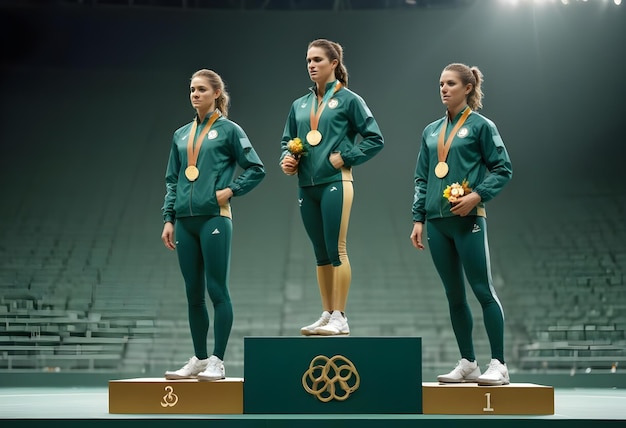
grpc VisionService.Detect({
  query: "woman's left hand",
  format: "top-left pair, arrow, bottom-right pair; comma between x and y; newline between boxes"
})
216,187 -> 234,206
329,152 -> 344,169
450,192 -> 481,217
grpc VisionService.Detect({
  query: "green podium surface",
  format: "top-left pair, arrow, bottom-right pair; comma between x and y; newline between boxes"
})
243,336 -> 422,414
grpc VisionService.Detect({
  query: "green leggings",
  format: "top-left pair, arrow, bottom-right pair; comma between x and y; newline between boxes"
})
299,180 -> 353,267
175,215 -> 233,361
427,216 -> 505,363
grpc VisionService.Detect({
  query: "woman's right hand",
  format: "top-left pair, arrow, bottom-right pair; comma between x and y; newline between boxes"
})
161,222 -> 176,250
410,222 -> 425,250
281,154 -> 299,176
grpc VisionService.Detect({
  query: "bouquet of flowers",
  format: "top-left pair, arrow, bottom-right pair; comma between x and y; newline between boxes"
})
286,137 -> 308,160
443,179 -> 472,204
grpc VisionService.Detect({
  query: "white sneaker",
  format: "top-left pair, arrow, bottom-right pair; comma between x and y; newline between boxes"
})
164,356 -> 209,380
300,311 -> 331,336
477,359 -> 510,386
437,358 -> 481,383
197,355 -> 225,381
315,310 -> 350,336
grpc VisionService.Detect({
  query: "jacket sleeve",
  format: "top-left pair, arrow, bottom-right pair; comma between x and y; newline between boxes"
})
228,126 -> 266,196
412,131 -> 429,223
473,121 -> 513,202
340,94 -> 384,167
161,136 -> 180,224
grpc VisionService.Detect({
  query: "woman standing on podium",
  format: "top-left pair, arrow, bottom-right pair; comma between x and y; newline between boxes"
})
410,63 -> 513,385
161,69 -> 265,381
280,39 -> 384,336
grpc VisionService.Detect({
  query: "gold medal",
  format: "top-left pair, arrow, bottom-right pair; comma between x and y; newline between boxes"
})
306,130 -> 322,146
185,165 -> 199,181
435,161 -> 449,178
186,110 -> 220,183
308,81 -> 342,147
436,107 -> 472,179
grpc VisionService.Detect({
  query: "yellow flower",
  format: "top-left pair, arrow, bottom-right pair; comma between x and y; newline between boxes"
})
287,137 -> 306,158
443,179 -> 472,203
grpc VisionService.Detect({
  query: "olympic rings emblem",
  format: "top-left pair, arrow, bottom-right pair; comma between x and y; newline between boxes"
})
301,355 -> 360,402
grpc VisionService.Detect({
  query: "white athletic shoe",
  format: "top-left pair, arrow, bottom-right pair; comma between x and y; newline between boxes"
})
437,358 -> 481,383
315,310 -> 350,336
197,355 -> 225,381
300,311 -> 331,336
164,356 -> 209,380
477,359 -> 510,386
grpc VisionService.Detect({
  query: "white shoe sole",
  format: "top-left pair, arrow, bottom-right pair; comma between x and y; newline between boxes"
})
477,379 -> 510,386
316,329 -> 350,336
197,375 -> 225,382
164,373 -> 199,380
437,377 -> 479,383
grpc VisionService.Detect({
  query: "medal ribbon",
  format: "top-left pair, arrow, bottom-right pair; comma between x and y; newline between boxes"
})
309,81 -> 343,133
187,110 -> 221,169
437,106 -> 472,164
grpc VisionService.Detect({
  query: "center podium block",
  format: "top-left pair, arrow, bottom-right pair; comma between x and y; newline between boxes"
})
243,336 -> 422,414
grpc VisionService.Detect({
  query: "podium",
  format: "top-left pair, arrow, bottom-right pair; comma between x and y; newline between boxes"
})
108,377 -> 243,414
422,382 -> 554,415
243,336 -> 422,414
107,336 -> 554,416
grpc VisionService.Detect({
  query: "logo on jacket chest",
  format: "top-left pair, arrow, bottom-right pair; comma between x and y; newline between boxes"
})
300,99 -> 340,109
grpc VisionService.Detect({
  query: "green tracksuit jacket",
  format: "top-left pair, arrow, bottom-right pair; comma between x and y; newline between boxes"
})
280,81 -> 384,186
412,109 -> 512,222
162,113 -> 265,223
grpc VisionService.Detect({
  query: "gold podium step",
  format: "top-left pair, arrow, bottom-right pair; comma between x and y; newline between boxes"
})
108,377 -> 243,414
422,382 -> 554,415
